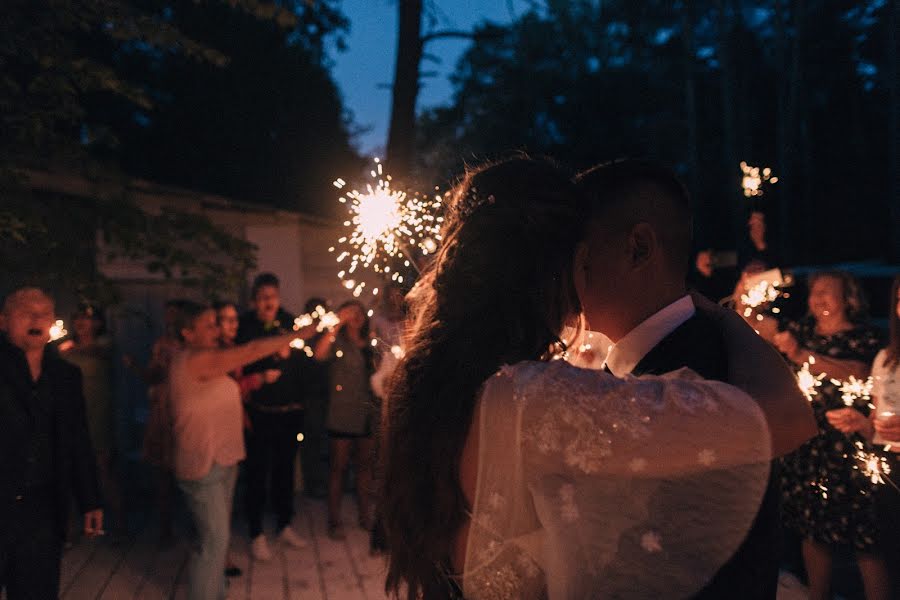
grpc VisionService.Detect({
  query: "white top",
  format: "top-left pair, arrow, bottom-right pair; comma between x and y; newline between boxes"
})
462,360 -> 771,599
872,349 -> 900,446
169,351 -> 245,481
603,295 -> 696,377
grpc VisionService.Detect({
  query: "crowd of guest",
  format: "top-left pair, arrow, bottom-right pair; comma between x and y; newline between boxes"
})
1,253 -> 898,599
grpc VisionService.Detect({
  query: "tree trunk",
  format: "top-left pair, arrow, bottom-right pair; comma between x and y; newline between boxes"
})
888,0 -> 900,262
715,0 -> 743,254
386,0 -> 423,178
680,0 -> 701,242
774,0 -> 794,264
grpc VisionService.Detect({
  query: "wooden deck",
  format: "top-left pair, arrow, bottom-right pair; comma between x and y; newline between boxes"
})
4,491 -> 815,600
55,496 -> 388,600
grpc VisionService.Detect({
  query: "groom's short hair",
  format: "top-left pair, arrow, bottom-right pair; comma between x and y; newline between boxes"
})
575,159 -> 693,279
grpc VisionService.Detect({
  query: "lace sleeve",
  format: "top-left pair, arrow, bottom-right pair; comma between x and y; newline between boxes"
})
519,361 -> 770,478
463,361 -> 771,600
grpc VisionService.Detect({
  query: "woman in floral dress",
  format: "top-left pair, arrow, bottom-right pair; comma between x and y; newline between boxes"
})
773,271 -> 889,600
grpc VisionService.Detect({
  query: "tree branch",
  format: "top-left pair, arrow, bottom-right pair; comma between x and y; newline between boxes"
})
421,29 -> 503,44
421,30 -> 477,43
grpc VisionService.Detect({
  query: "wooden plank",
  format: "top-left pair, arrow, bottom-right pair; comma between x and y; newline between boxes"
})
247,516 -> 287,600
133,538 -> 189,600
59,537 -> 102,596
97,526 -> 157,600
343,519 -> 388,600
284,499 -> 324,600
228,522 -> 251,600
62,536 -> 135,600
309,498 -> 365,600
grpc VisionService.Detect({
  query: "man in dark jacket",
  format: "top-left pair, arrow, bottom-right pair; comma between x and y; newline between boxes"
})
236,273 -> 307,560
0,287 -> 103,599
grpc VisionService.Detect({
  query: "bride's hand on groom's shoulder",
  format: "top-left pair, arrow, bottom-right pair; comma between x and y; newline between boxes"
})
689,291 -> 817,458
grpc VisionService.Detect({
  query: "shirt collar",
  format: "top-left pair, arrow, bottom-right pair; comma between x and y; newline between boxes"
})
603,295 -> 695,377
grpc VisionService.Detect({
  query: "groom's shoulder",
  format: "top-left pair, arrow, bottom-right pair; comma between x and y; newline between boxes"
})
636,312 -> 728,379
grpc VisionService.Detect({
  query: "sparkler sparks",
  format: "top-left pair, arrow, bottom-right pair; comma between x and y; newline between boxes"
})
741,279 -> 781,315
740,162 -> 779,197
294,305 -> 340,333
49,319 -> 67,342
830,375 -> 875,407
853,441 -> 893,486
797,357 -> 826,401
330,159 -> 444,297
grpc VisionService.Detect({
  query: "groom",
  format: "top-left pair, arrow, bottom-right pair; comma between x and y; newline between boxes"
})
573,159 -> 815,599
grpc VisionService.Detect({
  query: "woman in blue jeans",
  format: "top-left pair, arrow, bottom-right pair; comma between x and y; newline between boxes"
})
168,302 -> 314,599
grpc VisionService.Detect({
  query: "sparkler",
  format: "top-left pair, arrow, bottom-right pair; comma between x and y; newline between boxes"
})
48,319 -> 67,342
740,162 -> 779,197
294,306 -> 340,333
852,440 -> 896,489
797,357 -> 826,401
740,279 -> 781,317
830,375 -> 875,408
330,159 -> 445,298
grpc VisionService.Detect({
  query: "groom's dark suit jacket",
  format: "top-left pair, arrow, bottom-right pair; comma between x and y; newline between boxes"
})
630,312 -> 780,600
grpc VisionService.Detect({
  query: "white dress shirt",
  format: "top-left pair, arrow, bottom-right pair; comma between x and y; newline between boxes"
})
603,295 -> 696,377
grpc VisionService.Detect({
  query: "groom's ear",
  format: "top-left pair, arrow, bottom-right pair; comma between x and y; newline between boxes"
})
628,222 -> 655,267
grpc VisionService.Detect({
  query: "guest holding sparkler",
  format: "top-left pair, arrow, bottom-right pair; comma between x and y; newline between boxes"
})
773,271 -> 889,600
314,300 -> 377,540
237,273 -> 310,560
828,275 -> 900,596
60,304 -> 125,535
215,300 -> 288,579
169,302 -> 303,600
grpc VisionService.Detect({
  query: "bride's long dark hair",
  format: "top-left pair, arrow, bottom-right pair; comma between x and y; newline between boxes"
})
383,156 -> 584,598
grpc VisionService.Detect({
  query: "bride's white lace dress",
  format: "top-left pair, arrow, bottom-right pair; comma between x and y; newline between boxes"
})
461,360 -> 771,599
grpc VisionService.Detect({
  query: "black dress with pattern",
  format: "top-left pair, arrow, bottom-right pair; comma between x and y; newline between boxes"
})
779,318 -> 885,551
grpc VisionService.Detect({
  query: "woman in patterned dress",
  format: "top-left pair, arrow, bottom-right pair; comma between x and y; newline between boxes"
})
772,271 -> 890,600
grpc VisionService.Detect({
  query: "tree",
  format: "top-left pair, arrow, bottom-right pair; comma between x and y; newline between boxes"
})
414,0 -> 894,265
0,0 -> 347,300
385,0 -> 502,179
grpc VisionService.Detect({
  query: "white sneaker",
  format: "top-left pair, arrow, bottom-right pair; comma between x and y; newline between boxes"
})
278,525 -> 307,549
250,534 -> 273,561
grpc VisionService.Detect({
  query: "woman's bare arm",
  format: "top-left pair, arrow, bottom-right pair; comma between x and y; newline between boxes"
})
186,333 -> 296,380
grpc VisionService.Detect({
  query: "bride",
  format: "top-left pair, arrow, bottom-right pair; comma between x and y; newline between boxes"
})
382,157 -> 805,599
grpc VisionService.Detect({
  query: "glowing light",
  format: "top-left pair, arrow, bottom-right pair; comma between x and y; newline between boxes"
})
294,306 -> 340,333
830,375 -> 874,407
390,345 -> 405,359
741,279 -> 781,309
797,357 -> 826,401
740,161 -> 778,197
296,433 -> 305,442
853,441 -> 892,485
290,338 -> 305,349
48,320 -> 67,342
332,158 -> 445,296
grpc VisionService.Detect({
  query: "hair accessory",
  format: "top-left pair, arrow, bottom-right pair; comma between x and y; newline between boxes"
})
456,186 -> 496,219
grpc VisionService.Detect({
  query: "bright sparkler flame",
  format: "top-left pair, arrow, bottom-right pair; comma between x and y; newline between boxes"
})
741,279 -> 781,313
854,441 -> 892,485
294,305 -> 340,333
331,159 -> 444,297
830,375 -> 874,407
740,162 -> 779,197
48,320 -> 67,342
797,357 -> 826,401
